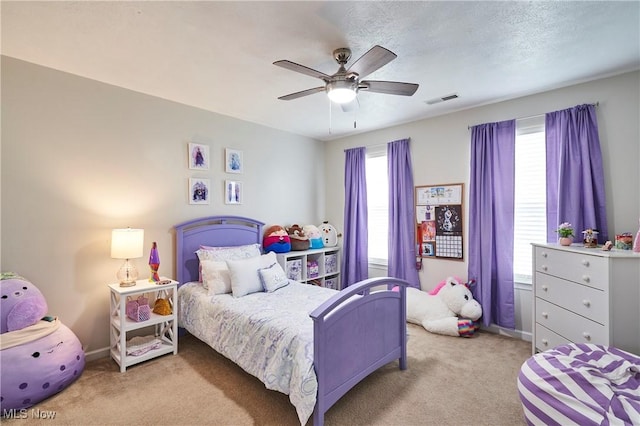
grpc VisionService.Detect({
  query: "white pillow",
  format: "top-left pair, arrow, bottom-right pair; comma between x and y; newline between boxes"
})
196,243 -> 261,262
227,256 -> 264,298
201,260 -> 231,295
259,262 -> 289,292
260,251 -> 277,268
195,243 -> 261,282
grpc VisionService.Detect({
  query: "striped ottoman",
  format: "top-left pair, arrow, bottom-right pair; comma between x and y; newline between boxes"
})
517,343 -> 640,425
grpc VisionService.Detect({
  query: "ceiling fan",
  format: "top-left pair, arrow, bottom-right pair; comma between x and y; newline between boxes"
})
273,45 -> 419,111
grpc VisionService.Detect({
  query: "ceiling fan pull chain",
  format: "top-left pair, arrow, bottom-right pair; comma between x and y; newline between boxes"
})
329,98 -> 332,134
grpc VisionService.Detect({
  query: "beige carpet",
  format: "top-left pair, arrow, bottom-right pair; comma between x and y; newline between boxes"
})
2,325 -> 531,425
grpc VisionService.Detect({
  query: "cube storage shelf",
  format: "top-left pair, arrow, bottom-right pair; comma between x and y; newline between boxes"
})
276,246 -> 341,290
108,278 -> 178,372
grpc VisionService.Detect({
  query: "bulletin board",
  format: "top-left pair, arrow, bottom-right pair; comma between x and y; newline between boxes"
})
415,183 -> 464,260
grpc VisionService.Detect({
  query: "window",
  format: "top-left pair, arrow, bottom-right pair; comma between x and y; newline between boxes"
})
366,148 -> 388,265
513,116 -> 547,284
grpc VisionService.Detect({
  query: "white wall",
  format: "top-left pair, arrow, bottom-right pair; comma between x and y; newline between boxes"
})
324,71 -> 640,337
1,56 -> 326,356
3,56 -> 638,353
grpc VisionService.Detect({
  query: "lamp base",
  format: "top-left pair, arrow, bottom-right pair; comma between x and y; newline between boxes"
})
116,259 -> 139,287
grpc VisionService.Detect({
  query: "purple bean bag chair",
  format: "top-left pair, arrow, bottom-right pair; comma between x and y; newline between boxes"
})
0,273 -> 85,412
517,343 -> 640,425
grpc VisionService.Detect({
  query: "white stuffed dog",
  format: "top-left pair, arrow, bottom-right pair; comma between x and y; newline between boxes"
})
406,277 -> 482,337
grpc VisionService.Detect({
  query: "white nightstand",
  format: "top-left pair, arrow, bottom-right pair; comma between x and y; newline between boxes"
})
108,278 -> 178,372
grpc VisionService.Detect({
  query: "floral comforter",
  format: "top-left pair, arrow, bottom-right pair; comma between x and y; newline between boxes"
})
178,281 -> 336,425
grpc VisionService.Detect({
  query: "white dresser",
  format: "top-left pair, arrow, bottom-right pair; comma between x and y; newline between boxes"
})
532,243 -> 640,355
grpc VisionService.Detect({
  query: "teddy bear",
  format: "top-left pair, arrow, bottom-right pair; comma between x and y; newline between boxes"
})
286,224 -> 310,251
0,272 -> 85,411
405,276 -> 482,337
262,225 -> 291,253
303,224 -> 324,249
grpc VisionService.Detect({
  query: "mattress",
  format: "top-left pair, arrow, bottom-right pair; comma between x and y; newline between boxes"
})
178,281 -> 336,425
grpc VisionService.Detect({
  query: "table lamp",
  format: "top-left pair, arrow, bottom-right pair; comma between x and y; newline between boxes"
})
111,228 -> 144,287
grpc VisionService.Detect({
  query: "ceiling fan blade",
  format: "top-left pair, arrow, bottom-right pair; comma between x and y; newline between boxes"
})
278,86 -> 325,101
340,97 -> 360,113
273,60 -> 330,81
360,80 -> 419,96
347,45 -> 397,79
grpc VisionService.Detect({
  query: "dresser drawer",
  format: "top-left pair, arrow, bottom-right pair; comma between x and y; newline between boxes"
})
535,323 -> 571,352
534,247 -> 608,290
535,298 -> 608,345
535,273 -> 607,324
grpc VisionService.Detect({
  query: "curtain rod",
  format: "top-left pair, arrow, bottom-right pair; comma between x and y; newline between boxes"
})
467,101 -> 599,130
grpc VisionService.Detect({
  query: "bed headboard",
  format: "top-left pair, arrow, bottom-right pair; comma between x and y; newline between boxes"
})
174,216 -> 264,285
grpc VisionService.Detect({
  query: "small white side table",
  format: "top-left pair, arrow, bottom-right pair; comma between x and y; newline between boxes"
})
108,278 -> 178,372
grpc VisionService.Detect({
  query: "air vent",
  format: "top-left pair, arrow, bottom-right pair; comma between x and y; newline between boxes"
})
425,93 -> 459,105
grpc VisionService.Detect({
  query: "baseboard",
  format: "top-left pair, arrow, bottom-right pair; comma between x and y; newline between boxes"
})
482,324 -> 532,342
84,346 -> 110,362
85,327 -> 529,362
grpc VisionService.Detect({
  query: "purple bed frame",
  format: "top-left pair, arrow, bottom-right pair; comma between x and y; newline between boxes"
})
174,216 -> 409,425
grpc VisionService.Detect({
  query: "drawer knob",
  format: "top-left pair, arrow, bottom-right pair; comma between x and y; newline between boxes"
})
542,265 -> 548,271
541,252 -> 548,258
582,299 -> 591,307
542,312 -> 548,319
542,285 -> 548,292
582,259 -> 590,267
582,275 -> 590,283
541,339 -> 549,346
583,332 -> 591,341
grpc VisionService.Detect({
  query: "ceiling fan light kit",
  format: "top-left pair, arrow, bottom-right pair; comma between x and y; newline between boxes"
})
274,45 -> 419,108
326,80 -> 358,104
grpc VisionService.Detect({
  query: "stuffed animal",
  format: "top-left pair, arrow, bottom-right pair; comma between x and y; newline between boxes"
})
286,224 -> 310,251
0,272 -> 85,411
303,224 -> 324,249
262,225 -> 291,253
318,221 -> 339,247
0,273 -> 48,334
405,276 -> 482,337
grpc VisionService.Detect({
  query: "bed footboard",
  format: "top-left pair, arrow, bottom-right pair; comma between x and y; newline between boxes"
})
310,277 -> 409,426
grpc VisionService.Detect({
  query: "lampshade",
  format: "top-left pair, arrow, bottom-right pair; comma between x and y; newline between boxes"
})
111,228 -> 144,259
111,228 -> 144,287
326,80 -> 357,104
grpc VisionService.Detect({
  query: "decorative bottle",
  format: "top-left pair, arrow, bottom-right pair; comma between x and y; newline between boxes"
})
634,219 -> 640,253
149,242 -> 160,282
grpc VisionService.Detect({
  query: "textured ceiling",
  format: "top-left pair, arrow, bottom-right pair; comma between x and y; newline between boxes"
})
2,1 -> 639,141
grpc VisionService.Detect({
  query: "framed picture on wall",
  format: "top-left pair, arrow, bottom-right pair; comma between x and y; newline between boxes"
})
189,178 -> 210,205
225,148 -> 243,174
224,180 -> 242,205
188,143 -> 210,170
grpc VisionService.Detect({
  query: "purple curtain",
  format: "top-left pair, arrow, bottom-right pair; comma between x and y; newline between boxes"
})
342,147 -> 369,288
545,104 -> 608,242
468,120 -> 516,329
387,139 -> 420,288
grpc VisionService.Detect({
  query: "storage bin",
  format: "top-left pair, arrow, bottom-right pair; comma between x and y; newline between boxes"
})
324,277 -> 339,290
324,254 -> 338,274
286,259 -> 303,281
